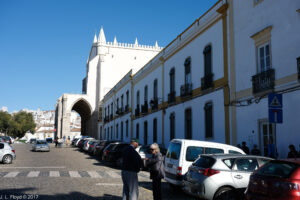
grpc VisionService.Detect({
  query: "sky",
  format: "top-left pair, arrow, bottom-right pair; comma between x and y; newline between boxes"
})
0,0 -> 218,113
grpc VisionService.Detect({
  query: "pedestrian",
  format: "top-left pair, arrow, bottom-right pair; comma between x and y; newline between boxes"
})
144,143 -> 165,200
251,144 -> 261,155
66,136 -> 70,146
55,136 -> 58,148
241,141 -> 250,154
121,138 -> 142,200
287,144 -> 299,158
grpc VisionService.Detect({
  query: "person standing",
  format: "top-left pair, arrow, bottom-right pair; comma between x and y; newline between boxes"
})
121,138 -> 142,200
241,141 -> 250,154
55,136 -> 58,148
251,144 -> 261,155
145,143 -> 165,200
287,144 -> 299,158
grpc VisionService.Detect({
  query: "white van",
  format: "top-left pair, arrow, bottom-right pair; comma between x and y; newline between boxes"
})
164,139 -> 245,186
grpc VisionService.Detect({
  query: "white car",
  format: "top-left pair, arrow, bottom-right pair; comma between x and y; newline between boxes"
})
164,139 -> 245,187
0,142 -> 16,164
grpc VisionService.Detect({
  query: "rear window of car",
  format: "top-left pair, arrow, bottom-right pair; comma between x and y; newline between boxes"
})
257,161 -> 299,178
115,144 -> 129,151
0,143 -> 4,149
223,158 -> 235,169
37,141 -> 47,144
205,147 -> 224,154
166,142 -> 181,160
186,146 -> 204,162
194,156 -> 216,168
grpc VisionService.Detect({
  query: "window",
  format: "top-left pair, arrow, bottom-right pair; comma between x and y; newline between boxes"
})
111,103 -> 113,116
136,123 -> 139,139
153,118 -> 157,143
117,98 -> 119,109
116,124 -> 119,139
105,108 -> 107,117
126,90 -> 129,106
153,79 -> 158,99
121,121 -> 124,140
137,91 -> 140,107
126,120 -> 128,137
144,121 -> 148,145
186,146 -> 204,161
0,143 -> 4,149
144,85 -> 148,102
108,105 -> 110,117
204,102 -> 213,139
110,126 -> 113,140
253,0 -> 263,6
205,147 -> 223,154
229,150 -> 243,154
121,94 -> 124,109
194,156 -> 216,168
184,57 -> 191,84
185,108 -> 192,139
104,128 -> 106,139
170,113 -> 175,140
203,45 -> 212,76
235,158 -> 259,172
170,68 -> 175,92
258,43 -> 271,73
166,142 -> 181,160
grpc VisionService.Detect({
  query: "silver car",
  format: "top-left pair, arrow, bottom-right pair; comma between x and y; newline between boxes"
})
0,142 -> 16,164
183,154 -> 273,200
32,140 -> 50,152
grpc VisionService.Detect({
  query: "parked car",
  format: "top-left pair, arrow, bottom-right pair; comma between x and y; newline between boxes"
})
45,138 -> 53,143
245,159 -> 300,200
0,136 -> 12,144
0,142 -> 16,164
71,138 -> 79,146
87,140 -> 101,155
102,142 -> 130,167
183,154 -> 272,200
32,140 -> 50,152
29,138 -> 37,144
94,140 -> 121,159
165,139 -> 245,187
81,138 -> 94,151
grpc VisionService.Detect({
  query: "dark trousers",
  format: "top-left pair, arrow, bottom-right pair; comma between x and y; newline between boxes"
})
152,178 -> 162,200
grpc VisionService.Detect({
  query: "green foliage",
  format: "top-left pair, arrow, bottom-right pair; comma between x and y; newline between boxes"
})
0,111 -> 36,138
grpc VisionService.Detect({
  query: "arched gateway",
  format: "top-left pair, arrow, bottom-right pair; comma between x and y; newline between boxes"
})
55,27 -> 161,140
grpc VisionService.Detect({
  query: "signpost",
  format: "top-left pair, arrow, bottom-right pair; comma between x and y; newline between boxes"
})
268,93 -> 283,123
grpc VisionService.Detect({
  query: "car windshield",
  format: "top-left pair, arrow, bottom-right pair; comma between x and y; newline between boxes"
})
256,161 -> 298,178
166,142 -> 181,160
37,141 -> 47,144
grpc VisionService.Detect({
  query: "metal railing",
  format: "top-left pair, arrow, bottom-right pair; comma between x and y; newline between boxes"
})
252,68 -> 275,94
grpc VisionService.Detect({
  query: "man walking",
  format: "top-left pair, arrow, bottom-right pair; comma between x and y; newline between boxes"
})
121,138 -> 142,200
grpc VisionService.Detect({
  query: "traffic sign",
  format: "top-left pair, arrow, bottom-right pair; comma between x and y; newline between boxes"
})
268,93 -> 282,108
269,109 -> 283,123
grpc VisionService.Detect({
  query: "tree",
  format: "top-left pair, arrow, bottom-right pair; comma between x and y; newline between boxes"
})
0,111 -> 11,134
10,111 -> 36,138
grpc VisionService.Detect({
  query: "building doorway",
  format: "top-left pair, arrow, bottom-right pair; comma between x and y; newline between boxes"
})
259,120 -> 276,157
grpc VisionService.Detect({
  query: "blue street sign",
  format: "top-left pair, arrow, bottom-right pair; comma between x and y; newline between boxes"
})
268,93 -> 282,109
269,109 -> 283,123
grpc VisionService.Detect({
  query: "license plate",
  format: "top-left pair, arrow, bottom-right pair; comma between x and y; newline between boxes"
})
167,163 -> 173,168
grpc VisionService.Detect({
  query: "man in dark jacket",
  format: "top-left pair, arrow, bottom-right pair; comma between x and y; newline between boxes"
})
121,138 -> 142,200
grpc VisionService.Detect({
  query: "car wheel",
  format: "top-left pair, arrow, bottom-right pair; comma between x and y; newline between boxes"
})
2,154 -> 12,164
214,187 -> 237,200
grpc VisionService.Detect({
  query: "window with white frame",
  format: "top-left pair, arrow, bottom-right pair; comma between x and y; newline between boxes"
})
257,43 -> 271,73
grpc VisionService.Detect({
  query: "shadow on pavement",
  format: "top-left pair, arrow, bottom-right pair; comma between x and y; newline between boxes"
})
0,188 -> 122,200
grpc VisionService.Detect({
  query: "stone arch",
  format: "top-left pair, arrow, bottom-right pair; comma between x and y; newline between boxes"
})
70,98 -> 92,136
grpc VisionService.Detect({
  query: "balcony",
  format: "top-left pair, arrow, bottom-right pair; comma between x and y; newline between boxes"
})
110,114 -> 113,120
104,116 -> 109,123
135,105 -> 140,117
180,83 -> 193,98
168,91 -> 176,104
252,68 -> 275,94
125,105 -> 129,112
141,101 -> 148,114
116,107 -> 124,116
150,98 -> 158,110
201,73 -> 214,90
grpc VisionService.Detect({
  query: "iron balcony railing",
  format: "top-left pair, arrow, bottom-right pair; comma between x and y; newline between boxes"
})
180,83 -> 193,97
201,73 -> 214,90
252,68 -> 275,94
141,101 -> 148,114
150,98 -> 158,110
168,91 -> 176,104
125,105 -> 129,112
